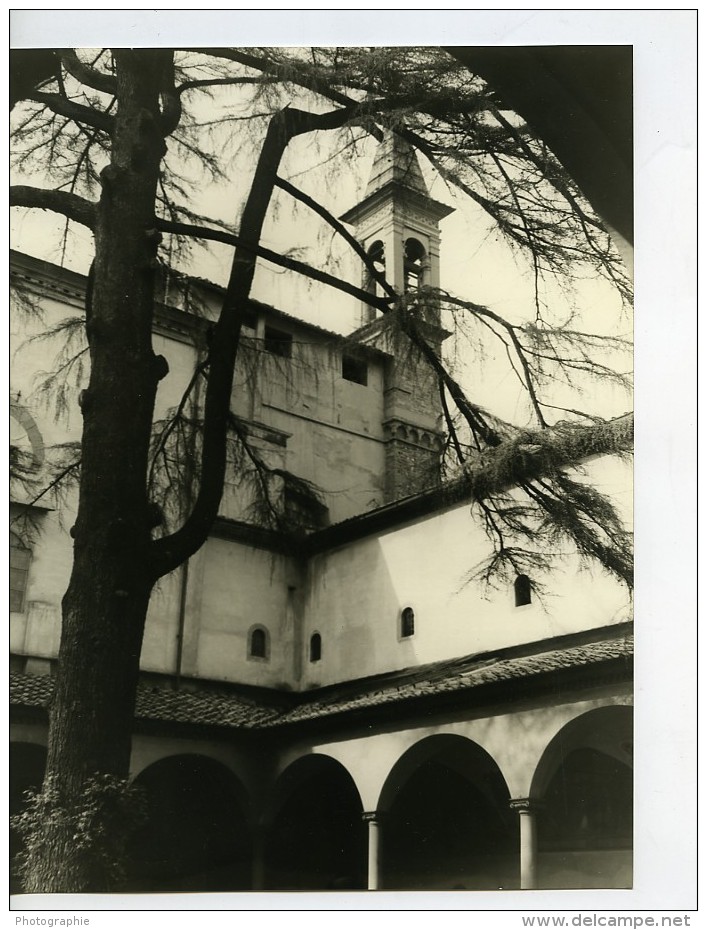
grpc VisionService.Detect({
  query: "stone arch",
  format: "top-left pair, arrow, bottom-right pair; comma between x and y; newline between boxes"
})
10,400 -> 45,467
125,753 -> 252,892
262,753 -> 366,890
377,734 -> 518,890
530,705 -> 633,799
530,705 -> 633,889
129,739 -> 258,804
10,741 -> 47,893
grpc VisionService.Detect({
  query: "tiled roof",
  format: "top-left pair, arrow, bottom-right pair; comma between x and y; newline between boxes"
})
9,674 -> 282,731
10,629 -> 632,733
261,632 -> 633,727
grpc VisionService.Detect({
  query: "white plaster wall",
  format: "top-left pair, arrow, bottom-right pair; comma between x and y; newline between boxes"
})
10,291 -> 84,449
10,505 -> 73,660
152,331 -> 202,415
139,569 -> 183,674
10,259 -> 633,698
271,689 -> 633,812
189,538 -> 301,688
302,455 -> 632,687
12,452 -> 631,693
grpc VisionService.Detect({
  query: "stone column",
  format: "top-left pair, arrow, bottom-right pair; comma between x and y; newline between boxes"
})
362,811 -> 384,890
510,798 -> 541,890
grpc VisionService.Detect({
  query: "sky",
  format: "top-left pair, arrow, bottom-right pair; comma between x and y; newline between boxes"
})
9,47 -> 633,430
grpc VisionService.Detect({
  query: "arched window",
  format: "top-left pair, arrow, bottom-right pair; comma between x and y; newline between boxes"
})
248,626 -> 269,660
404,238 -> 426,292
309,632 -> 322,663
514,574 -> 532,607
10,532 -> 31,613
400,606 -> 415,638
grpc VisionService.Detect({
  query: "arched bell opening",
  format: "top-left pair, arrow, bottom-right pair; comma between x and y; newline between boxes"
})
404,237 -> 427,292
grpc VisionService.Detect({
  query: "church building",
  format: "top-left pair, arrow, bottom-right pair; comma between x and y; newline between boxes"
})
10,136 -> 634,894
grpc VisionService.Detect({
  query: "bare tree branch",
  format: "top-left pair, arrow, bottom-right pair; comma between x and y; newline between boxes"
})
59,50 -> 117,96
156,216 -> 392,312
28,90 -> 114,134
10,185 -> 97,228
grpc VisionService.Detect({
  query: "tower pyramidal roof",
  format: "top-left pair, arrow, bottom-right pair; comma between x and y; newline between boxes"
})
365,132 -> 429,197
340,132 -> 454,226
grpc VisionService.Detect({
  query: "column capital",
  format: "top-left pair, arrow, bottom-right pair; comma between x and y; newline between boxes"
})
362,810 -> 385,824
509,797 -> 543,814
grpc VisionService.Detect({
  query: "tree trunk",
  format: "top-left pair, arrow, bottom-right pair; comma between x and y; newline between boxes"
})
23,51 -> 170,894
19,72 -> 349,894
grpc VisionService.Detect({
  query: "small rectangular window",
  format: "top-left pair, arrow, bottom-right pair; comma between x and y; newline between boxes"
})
264,326 -> 292,358
342,353 -> 368,386
284,486 -> 329,532
514,574 -> 532,607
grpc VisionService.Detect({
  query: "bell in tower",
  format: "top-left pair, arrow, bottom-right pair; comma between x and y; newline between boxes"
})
341,133 -> 455,502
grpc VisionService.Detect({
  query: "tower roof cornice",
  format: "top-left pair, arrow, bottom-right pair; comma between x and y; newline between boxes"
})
340,132 -> 455,227
340,182 -> 455,227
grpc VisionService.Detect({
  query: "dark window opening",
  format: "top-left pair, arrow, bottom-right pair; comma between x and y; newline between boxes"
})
400,606 -> 415,638
514,574 -> 532,607
241,307 -> 258,330
342,353 -> 368,386
264,326 -> 293,358
249,626 -> 269,659
10,532 -> 31,613
284,484 -> 329,532
404,238 -> 426,293
310,633 -> 322,663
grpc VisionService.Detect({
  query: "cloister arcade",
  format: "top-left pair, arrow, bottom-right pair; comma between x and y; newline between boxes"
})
10,700 -> 633,893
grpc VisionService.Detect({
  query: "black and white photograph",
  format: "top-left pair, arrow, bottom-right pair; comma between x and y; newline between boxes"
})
7,9 -> 695,920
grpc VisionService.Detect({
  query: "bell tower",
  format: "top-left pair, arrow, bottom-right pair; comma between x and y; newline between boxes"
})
341,132 -> 454,325
341,133 -> 455,502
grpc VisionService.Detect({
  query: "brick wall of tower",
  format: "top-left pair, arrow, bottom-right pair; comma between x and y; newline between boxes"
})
383,423 -> 444,501
381,339 -> 446,501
